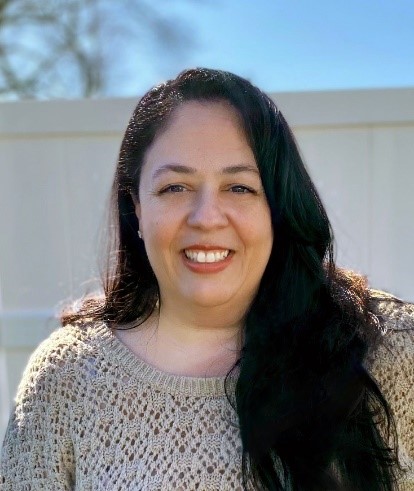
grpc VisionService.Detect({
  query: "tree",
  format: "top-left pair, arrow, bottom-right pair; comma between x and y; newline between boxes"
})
0,0 -> 198,99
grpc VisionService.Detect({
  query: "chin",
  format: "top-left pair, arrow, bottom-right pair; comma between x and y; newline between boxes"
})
182,285 -> 255,312
183,290 -> 236,309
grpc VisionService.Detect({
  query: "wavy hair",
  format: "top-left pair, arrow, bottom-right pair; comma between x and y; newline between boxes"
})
61,68 -> 402,490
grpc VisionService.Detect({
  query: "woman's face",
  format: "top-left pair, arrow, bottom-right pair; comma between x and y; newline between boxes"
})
135,101 -> 273,314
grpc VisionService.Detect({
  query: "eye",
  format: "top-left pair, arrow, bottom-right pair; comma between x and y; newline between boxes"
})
229,185 -> 255,194
159,184 -> 187,194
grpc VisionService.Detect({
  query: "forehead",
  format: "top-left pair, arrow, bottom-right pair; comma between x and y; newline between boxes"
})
142,101 -> 254,171
165,100 -> 243,132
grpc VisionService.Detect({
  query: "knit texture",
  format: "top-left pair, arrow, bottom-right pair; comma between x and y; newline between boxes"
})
1,292 -> 413,490
368,292 -> 414,490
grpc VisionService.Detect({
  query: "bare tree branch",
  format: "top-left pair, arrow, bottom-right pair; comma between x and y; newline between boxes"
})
0,0 -> 199,99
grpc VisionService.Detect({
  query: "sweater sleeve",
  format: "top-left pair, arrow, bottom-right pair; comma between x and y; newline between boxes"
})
369,295 -> 414,490
0,331 -> 76,490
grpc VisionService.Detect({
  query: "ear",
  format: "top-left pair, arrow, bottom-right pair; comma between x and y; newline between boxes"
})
131,193 -> 141,223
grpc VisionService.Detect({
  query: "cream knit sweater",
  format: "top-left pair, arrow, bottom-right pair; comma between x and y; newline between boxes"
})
1,293 -> 413,490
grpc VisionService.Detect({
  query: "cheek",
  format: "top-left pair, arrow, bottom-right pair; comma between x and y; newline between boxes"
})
238,207 -> 273,242
136,196 -> 164,233
143,217 -> 177,258
141,198 -> 189,241
249,216 -> 273,262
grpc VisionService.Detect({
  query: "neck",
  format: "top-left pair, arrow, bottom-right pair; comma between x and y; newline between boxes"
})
120,301 -> 244,377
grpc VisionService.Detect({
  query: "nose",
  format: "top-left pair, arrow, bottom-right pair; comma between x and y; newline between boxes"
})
187,188 -> 229,229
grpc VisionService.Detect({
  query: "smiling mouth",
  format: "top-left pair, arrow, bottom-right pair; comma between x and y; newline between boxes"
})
184,249 -> 231,263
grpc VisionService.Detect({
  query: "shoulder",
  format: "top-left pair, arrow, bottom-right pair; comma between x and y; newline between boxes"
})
368,290 -> 414,481
22,322 -> 102,371
368,289 -> 414,369
369,288 -> 414,333
367,289 -> 414,363
14,322 -> 107,403
367,289 -> 413,420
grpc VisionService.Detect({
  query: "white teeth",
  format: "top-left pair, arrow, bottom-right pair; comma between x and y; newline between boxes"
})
197,251 -> 206,263
206,252 -> 215,263
184,249 -> 230,263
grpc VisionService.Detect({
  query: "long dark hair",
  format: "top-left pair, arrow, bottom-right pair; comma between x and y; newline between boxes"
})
62,68 -> 402,490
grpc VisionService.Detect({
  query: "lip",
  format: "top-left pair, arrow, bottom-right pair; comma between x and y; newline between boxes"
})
181,249 -> 234,274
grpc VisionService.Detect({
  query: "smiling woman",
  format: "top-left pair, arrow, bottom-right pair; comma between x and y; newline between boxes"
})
1,68 -> 414,491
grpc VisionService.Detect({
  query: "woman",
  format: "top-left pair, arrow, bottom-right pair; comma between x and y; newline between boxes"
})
1,68 -> 413,490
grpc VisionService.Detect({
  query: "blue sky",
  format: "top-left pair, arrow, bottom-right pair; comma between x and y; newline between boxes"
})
124,0 -> 414,96
2,0 -> 414,99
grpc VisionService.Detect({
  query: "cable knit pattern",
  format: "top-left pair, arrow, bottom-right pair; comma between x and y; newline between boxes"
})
1,292 -> 413,490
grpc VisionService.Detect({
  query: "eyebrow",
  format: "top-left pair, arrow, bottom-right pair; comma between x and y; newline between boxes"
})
152,163 -> 260,180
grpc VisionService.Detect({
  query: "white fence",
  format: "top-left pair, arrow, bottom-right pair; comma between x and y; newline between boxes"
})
1,89 -> 414,440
